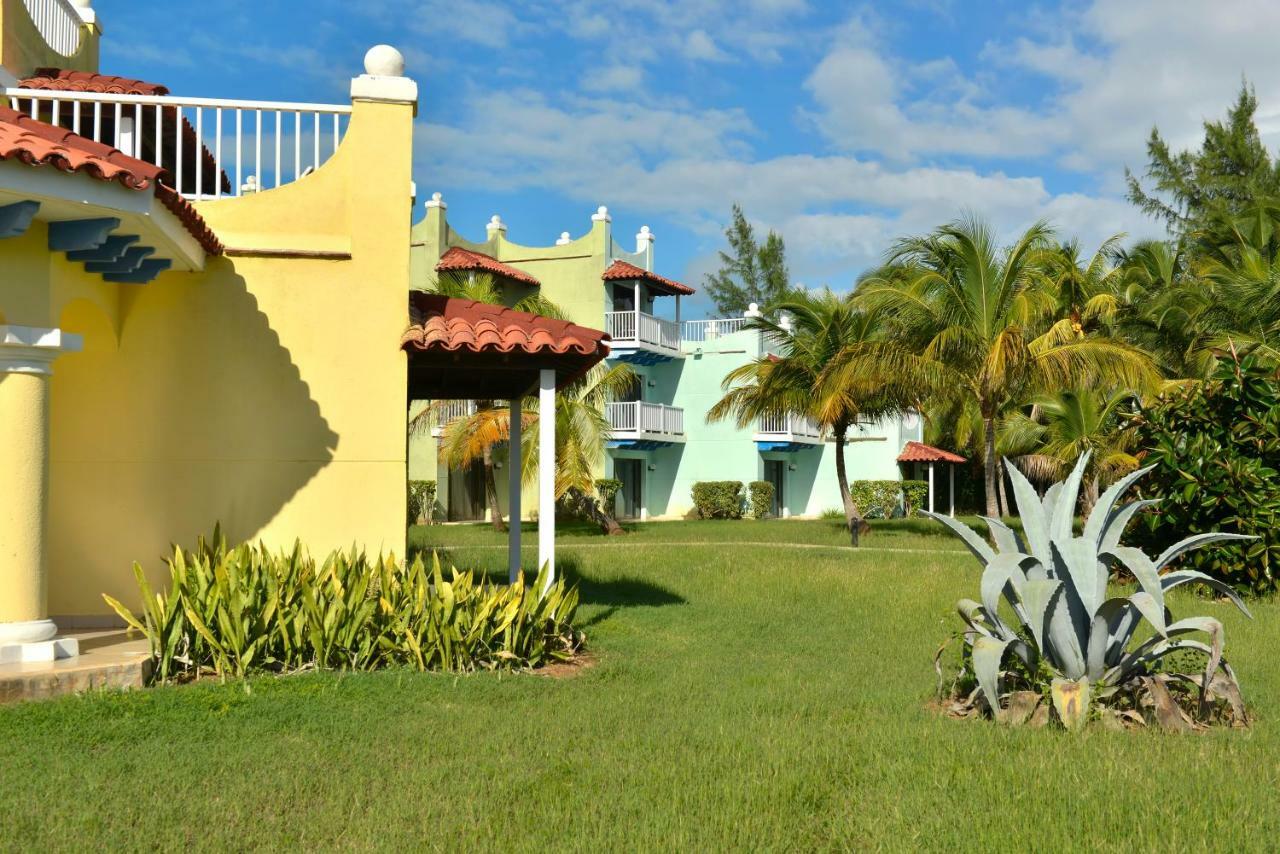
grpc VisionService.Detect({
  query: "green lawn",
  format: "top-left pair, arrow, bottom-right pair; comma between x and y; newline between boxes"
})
2,519 -> 1278,850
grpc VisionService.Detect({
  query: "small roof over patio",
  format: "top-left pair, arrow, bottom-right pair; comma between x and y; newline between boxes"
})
897,441 -> 966,517
401,292 -> 611,586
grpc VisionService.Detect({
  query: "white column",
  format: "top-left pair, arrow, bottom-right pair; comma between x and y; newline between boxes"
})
949,464 -> 956,518
538,369 -> 556,588
0,326 -> 82,662
928,461 -> 935,514
675,295 -> 681,328
508,398 -> 522,583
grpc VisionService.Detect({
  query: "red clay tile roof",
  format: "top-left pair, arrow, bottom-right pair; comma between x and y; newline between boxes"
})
0,105 -> 161,189
19,68 -> 170,96
436,246 -> 540,287
897,441 -> 966,464
602,259 -> 694,296
0,107 -> 222,255
403,293 -> 609,357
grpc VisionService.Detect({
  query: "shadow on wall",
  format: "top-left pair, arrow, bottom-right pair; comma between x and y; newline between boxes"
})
47,260 -> 339,617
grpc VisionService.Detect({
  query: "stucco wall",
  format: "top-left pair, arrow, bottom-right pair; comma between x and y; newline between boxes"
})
1,96 -> 413,618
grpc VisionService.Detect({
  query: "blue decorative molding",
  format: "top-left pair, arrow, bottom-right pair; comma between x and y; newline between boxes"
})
47,217 -> 120,252
608,349 -> 676,366
85,245 -> 155,274
755,441 -> 822,453
0,201 -> 40,238
67,234 -> 139,262
103,258 -> 172,284
607,439 -> 676,451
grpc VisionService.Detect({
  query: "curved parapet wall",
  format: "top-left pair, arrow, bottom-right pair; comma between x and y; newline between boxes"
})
1,0 -> 99,80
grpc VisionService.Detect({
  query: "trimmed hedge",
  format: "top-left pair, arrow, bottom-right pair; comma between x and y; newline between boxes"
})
849,480 -> 902,519
901,480 -> 928,517
692,481 -> 744,519
408,480 -> 436,525
749,480 -> 775,518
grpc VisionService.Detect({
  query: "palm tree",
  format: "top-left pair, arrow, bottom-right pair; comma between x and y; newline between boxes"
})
999,388 -> 1140,516
860,216 -> 1157,517
707,288 -> 930,545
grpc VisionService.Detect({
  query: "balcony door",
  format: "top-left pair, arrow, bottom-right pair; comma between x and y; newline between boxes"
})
612,284 -> 636,311
616,459 -> 643,520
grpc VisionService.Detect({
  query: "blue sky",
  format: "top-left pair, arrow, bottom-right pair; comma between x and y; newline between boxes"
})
98,1 -> 1280,318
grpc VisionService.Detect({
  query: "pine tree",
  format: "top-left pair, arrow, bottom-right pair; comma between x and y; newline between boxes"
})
702,204 -> 793,315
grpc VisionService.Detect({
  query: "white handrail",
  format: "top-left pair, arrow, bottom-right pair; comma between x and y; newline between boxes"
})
605,309 -> 680,351
22,0 -> 82,57
684,317 -> 747,341
757,413 -> 822,439
3,88 -> 352,200
607,401 -> 684,436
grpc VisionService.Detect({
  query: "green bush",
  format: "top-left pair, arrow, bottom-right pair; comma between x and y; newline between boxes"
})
901,480 -> 928,517
595,478 -> 622,508
1132,355 -> 1280,594
748,480 -> 775,518
408,480 -> 436,525
103,526 -> 582,683
850,480 -> 902,519
691,481 -> 744,519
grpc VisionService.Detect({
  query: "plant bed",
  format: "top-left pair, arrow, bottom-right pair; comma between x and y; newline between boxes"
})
926,453 -> 1253,732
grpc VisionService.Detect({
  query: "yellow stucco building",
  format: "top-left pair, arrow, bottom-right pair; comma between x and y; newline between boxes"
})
0,1 -> 416,654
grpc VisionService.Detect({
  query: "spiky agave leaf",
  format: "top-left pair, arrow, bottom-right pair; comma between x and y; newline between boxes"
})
921,511 -> 996,564
1082,464 -> 1156,548
1049,451 -> 1092,540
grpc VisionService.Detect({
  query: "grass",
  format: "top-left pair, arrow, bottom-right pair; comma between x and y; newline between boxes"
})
2,518 -> 1278,849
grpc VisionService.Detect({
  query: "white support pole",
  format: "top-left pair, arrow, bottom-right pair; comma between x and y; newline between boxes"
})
949,464 -> 955,518
538,369 -> 556,588
508,397 -> 522,583
928,461 -> 935,514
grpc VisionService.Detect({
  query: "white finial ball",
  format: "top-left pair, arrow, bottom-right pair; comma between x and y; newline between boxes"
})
364,44 -> 405,77
432,192 -> 442,202
749,302 -> 759,311
490,215 -> 502,225
561,231 -> 571,240
640,225 -> 651,235
597,206 -> 608,216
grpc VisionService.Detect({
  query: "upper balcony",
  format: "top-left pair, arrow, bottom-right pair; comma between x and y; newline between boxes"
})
3,80 -> 352,201
427,399 -> 477,437
606,400 -> 685,449
605,309 -> 681,359
754,412 -> 824,452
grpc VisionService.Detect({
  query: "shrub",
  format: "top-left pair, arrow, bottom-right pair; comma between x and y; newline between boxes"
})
691,481 -> 744,519
748,480 -> 775,518
819,507 -> 845,520
849,480 -> 902,519
1132,355 -> 1280,594
103,526 -> 582,683
930,453 -> 1252,730
595,478 -> 622,509
408,480 -> 436,525
901,480 -> 928,517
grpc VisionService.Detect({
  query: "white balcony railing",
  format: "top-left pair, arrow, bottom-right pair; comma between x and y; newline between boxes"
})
3,88 -> 352,200
23,0 -> 82,57
683,317 -> 747,341
755,413 -> 823,442
430,400 -> 478,437
605,310 -> 680,352
607,401 -> 684,439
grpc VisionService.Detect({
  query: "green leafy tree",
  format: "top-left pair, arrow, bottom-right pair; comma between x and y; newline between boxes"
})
860,216 -> 1158,517
703,204 -> 793,316
1126,81 -> 1280,247
707,289 -> 931,545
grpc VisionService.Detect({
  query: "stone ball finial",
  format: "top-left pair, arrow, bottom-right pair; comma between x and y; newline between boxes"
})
749,302 -> 759,312
597,206 -> 608,216
364,44 -> 405,77
432,192 -> 442,202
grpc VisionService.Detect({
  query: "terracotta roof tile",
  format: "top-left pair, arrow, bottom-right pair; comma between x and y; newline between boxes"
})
19,68 -> 170,96
0,105 -> 161,189
403,293 -> 609,358
897,441 -> 966,464
0,107 -> 222,255
602,259 -> 694,296
436,246 -> 540,287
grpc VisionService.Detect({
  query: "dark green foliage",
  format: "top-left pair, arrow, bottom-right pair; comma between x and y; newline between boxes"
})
702,203 -> 794,316
408,480 -> 436,525
691,481 -> 744,519
596,478 -> 622,507
1133,355 -> 1280,593
1126,81 -> 1280,246
901,480 -> 928,517
748,480 -> 774,518
849,481 -> 903,519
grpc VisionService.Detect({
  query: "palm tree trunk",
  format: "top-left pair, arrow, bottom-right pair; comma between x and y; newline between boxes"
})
997,459 -> 1010,518
833,421 -> 868,547
983,416 -> 1000,518
482,445 -> 506,533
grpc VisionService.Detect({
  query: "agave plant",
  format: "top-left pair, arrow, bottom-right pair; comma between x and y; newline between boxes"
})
927,453 -> 1253,730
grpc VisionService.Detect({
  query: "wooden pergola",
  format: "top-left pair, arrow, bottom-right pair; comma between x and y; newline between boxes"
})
402,293 -> 610,585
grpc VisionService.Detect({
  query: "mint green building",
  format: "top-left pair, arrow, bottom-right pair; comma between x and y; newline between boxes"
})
408,194 -> 933,522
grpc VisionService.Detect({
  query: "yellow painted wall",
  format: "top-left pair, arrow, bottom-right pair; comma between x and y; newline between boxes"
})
0,96 -> 413,619
0,0 -> 99,79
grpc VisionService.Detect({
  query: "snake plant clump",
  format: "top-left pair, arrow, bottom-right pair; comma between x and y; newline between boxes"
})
927,453 -> 1253,731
